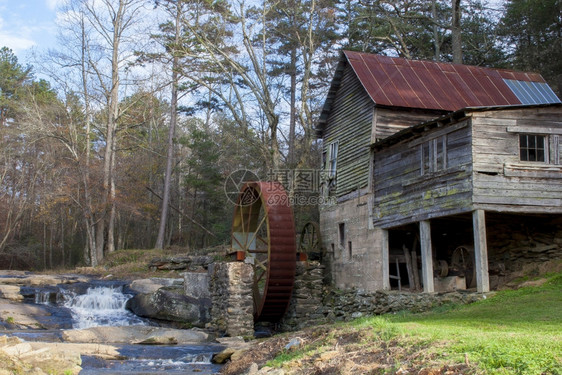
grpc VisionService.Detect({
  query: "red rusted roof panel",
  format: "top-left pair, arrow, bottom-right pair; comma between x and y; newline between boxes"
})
399,62 -> 441,109
342,50 -> 556,111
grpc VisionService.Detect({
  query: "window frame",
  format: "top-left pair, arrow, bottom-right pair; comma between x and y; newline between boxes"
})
420,135 -> 447,176
328,141 -> 339,179
519,134 -> 547,163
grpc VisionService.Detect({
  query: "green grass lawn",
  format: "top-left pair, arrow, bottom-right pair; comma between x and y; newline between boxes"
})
354,272 -> 562,374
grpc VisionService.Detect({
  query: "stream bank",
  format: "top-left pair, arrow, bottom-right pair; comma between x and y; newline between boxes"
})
0,271 -> 226,374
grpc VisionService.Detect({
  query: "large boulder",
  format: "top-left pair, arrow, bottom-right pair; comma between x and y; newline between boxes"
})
128,278 -> 183,294
0,336 -> 85,375
61,326 -> 209,344
0,285 -> 23,302
126,287 -> 211,327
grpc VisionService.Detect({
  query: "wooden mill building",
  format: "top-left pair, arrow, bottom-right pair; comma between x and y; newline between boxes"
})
317,51 -> 562,293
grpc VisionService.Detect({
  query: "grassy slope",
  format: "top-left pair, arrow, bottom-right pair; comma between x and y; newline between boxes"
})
388,273 -> 562,374
252,273 -> 562,375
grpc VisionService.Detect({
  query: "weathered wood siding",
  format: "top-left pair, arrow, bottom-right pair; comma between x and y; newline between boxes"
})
373,107 -> 444,142
373,121 -> 473,228
323,63 -> 374,198
471,107 -> 562,213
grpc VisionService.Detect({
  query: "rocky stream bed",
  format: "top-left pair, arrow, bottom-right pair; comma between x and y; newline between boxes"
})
0,270 -> 231,374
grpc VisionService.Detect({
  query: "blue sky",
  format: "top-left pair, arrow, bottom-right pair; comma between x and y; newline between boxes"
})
0,0 -> 63,62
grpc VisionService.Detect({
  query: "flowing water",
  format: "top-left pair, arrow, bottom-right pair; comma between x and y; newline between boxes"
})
16,281 -> 225,374
61,285 -> 148,329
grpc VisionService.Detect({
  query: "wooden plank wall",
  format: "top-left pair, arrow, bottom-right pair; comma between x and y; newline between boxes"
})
323,63 -> 374,198
471,107 -> 562,213
374,107 -> 443,142
373,120 -> 473,228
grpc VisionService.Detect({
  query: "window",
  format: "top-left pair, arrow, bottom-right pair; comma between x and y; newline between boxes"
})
327,142 -> 338,178
348,241 -> 353,259
519,134 -> 546,162
338,223 -> 345,248
421,135 -> 447,175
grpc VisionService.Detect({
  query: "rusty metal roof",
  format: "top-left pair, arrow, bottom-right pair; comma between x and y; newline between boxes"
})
343,50 -> 560,111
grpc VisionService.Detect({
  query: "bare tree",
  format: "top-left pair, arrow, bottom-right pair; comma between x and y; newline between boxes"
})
154,0 -> 183,250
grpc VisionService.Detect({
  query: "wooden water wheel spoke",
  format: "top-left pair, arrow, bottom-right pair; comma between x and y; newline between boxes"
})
256,259 -> 267,271
230,181 -> 296,322
255,269 -> 266,283
232,235 -> 244,250
298,222 -> 323,260
247,214 -> 267,248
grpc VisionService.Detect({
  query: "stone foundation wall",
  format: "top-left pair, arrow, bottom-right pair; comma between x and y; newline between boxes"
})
280,261 -> 328,331
209,262 -> 254,337
319,194 -> 385,291
280,261 -> 485,331
487,216 -> 562,287
324,289 -> 484,322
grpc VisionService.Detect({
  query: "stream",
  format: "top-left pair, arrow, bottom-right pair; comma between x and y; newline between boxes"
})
9,281 -> 224,374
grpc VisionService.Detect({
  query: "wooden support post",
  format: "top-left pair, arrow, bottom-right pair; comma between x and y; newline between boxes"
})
381,228 -> 390,290
402,245 -> 415,291
411,250 -> 421,291
472,210 -> 490,293
420,220 -> 434,293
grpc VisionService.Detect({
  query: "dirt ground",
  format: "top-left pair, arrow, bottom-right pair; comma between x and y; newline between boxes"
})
220,324 -> 474,375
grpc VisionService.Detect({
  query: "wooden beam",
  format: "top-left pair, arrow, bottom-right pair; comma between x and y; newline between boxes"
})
472,210 -> 490,293
419,220 -> 434,293
381,228 -> 390,290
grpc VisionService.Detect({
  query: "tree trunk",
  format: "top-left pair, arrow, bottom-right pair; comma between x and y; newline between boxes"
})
288,47 -> 297,168
432,0 -> 440,61
80,12 -> 95,267
155,2 -> 181,250
451,0 -> 462,64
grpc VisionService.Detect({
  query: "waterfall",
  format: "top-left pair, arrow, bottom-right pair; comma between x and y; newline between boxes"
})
62,285 -> 148,329
34,291 -> 52,304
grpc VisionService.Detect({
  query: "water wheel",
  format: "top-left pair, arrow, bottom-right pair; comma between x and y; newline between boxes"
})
450,245 -> 476,288
298,222 -> 322,260
231,181 -> 296,322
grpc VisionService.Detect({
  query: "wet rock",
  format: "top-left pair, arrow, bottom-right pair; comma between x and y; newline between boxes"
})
61,326 -> 209,344
0,300 -> 73,330
134,336 -> 178,345
0,273 -> 89,287
212,347 -> 236,364
0,285 -> 23,301
126,287 -> 211,327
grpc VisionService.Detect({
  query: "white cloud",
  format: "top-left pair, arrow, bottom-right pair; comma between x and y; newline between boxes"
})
0,14 -> 37,53
46,0 -> 67,11
0,32 -> 37,52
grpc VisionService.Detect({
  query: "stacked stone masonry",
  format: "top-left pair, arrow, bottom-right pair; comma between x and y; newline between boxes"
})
209,262 -> 254,337
281,261 -> 485,331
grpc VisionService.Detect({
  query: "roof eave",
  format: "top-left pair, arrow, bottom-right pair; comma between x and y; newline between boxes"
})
371,103 -> 562,150
315,53 -> 348,138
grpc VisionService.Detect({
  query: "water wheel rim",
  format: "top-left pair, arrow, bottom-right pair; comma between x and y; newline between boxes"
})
231,181 -> 296,322
451,245 -> 476,288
